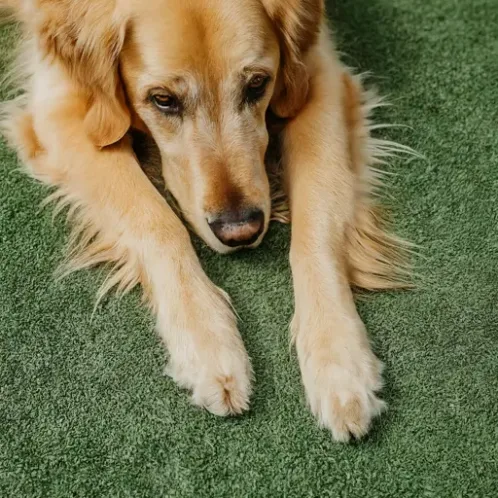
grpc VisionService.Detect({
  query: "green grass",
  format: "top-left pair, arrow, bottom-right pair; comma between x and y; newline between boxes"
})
1,1 -> 498,496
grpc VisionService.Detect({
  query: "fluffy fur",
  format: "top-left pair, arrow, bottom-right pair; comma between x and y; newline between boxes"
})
0,0 -> 414,441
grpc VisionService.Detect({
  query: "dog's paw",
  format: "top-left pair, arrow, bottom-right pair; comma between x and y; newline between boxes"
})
156,272 -> 253,416
304,360 -> 385,442
165,345 -> 252,416
296,319 -> 386,442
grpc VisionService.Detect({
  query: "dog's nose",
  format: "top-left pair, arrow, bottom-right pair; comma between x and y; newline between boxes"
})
208,208 -> 264,247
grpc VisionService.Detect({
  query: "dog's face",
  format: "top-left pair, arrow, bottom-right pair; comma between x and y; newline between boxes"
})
36,0 -> 322,252
120,0 -> 279,252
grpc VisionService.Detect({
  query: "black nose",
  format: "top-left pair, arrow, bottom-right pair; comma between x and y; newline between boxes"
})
208,208 -> 264,247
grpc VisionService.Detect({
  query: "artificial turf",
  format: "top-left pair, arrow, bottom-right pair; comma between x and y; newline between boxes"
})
1,1 -> 497,496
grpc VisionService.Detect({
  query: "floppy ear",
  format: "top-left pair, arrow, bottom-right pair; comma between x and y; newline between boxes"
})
83,81 -> 131,148
35,0 -> 131,147
261,0 -> 324,118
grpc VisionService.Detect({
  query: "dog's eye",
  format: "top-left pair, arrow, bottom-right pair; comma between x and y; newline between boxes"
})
245,75 -> 270,104
151,94 -> 182,114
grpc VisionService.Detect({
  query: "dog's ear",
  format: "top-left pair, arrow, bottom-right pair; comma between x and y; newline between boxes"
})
35,0 -> 130,147
83,81 -> 131,148
261,0 -> 324,118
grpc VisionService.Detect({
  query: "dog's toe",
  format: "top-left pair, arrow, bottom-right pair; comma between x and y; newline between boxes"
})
319,392 -> 386,443
192,373 -> 250,416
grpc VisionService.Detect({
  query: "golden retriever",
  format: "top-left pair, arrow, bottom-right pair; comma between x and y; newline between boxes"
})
0,0 -> 411,442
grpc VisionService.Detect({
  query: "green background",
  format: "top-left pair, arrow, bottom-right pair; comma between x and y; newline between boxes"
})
1,0 -> 497,496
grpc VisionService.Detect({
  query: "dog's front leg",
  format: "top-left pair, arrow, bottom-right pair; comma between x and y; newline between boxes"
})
19,79 -> 252,416
283,49 -> 385,441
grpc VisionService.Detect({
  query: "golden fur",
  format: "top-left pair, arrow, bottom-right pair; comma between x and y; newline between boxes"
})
0,0 -> 413,442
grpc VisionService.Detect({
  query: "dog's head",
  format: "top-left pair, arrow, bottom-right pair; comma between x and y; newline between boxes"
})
36,0 -> 323,252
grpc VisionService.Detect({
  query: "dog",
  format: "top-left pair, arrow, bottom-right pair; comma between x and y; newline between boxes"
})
0,0 -> 411,442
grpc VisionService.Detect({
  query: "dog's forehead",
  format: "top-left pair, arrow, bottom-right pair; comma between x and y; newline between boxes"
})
125,0 -> 277,79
